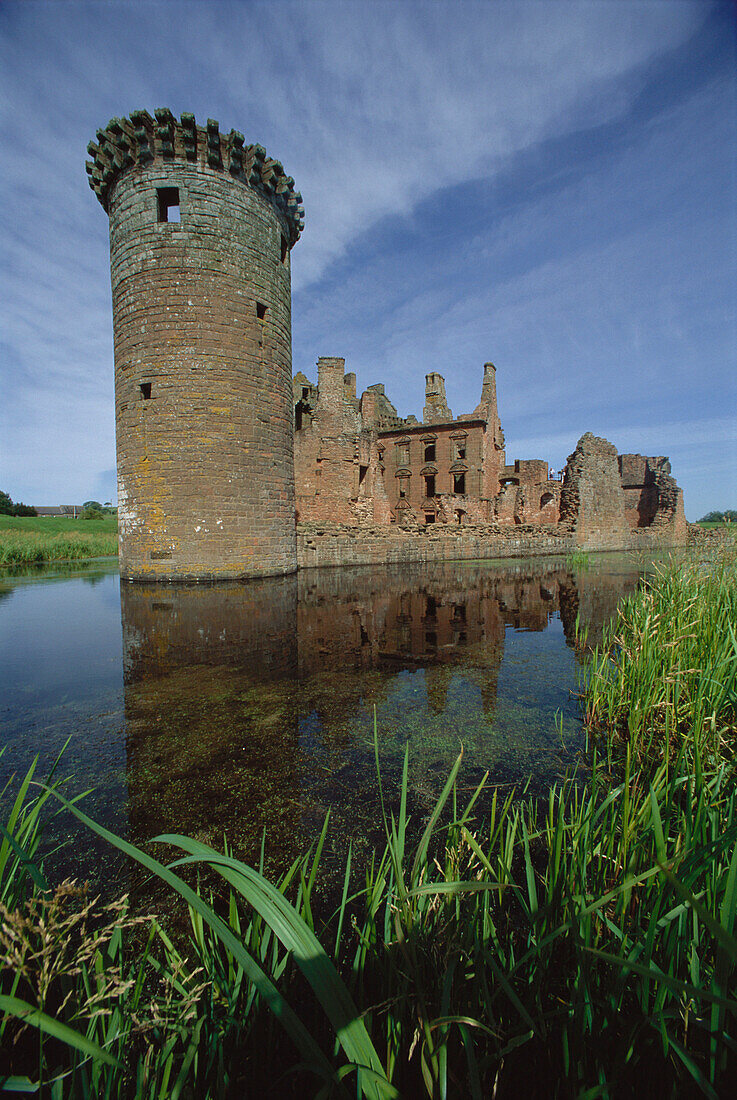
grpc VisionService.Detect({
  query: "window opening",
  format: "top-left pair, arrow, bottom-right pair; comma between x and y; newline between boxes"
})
157,187 -> 180,223
424,512 -> 436,524
302,387 -> 310,399
426,596 -> 437,619
295,405 -> 303,430
453,472 -> 466,494
359,465 -> 368,486
425,474 -> 436,497
140,382 -> 152,400
280,235 -> 288,264
399,482 -> 407,499
425,631 -> 437,649
453,604 -> 466,623
397,444 -> 409,466
456,443 -> 466,460
424,442 -> 436,462
256,302 -> 267,320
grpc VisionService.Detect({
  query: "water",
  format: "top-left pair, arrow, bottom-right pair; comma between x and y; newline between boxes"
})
0,553 -> 650,891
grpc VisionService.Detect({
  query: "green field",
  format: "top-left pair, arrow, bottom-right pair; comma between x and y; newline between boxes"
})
0,513 -> 118,564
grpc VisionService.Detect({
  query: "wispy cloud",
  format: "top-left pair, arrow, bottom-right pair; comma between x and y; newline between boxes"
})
0,0 -> 733,518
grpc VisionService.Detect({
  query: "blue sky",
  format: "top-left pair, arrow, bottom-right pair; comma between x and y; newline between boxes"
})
1,0 -> 735,519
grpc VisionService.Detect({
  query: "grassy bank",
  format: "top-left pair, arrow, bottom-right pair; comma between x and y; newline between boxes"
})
1,554 -> 736,1097
0,514 -> 118,565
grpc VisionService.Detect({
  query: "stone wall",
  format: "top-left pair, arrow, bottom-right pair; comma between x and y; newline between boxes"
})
90,110 -> 302,580
297,521 -> 578,570
293,357 -> 390,526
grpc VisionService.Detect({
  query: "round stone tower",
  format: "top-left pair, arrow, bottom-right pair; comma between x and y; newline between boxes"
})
86,109 -> 304,579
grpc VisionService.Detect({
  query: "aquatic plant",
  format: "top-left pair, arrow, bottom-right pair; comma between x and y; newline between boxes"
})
1,554 -> 736,1096
565,549 -> 590,571
583,550 -> 737,768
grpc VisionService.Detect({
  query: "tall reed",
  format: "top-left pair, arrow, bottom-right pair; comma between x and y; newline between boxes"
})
582,550 -> 737,768
1,554 -> 736,1096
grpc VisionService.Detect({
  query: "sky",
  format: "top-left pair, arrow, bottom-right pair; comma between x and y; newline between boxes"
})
1,0 -> 735,519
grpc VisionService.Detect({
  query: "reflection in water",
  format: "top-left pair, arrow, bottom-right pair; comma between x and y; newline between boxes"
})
119,557 -> 643,878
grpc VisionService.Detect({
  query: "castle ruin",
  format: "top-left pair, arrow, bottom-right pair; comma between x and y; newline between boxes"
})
88,109 -> 686,580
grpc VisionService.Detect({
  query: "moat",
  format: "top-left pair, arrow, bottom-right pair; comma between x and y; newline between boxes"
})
0,553 -> 663,891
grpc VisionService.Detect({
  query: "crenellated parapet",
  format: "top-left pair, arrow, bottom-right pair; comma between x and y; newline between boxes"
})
85,109 -> 305,245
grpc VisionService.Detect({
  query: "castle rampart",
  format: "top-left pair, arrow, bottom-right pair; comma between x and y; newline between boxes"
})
89,111 -> 303,579
89,112 -> 687,579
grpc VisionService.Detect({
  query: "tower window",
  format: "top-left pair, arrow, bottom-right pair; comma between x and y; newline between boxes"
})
280,235 -> 288,264
140,382 -> 152,400
157,187 -> 180,223
256,302 -> 267,320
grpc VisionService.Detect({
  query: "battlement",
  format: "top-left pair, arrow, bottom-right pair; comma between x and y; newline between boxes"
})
86,109 -> 305,245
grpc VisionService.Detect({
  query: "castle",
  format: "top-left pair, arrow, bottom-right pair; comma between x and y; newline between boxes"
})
87,110 -> 686,580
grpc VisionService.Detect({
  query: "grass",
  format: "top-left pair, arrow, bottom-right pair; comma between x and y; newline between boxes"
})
565,549 -> 590,570
1,552 -> 736,1096
0,514 -> 118,565
582,551 -> 737,768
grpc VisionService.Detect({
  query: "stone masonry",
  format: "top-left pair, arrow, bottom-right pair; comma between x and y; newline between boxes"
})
88,110 -> 304,579
89,109 -> 686,579
292,364 -> 687,560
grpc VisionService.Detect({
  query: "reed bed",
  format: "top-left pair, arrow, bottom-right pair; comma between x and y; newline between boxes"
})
582,550 -> 737,767
0,530 -> 118,565
1,555 -> 736,1097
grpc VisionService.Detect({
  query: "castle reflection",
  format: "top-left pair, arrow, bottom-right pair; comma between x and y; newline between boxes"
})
120,557 -> 642,873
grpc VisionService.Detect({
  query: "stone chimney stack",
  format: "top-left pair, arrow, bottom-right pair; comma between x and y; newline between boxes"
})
423,372 -> 453,425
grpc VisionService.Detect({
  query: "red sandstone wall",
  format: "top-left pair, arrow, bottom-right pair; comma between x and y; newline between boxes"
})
98,115 -> 300,579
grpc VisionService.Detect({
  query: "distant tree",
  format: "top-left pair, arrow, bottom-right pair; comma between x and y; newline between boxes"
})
82,500 -> 103,511
698,510 -> 737,524
81,506 -> 104,520
0,491 -> 38,516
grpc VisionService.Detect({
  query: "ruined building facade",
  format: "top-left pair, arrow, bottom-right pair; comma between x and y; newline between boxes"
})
292,358 -> 687,555
89,108 -> 686,581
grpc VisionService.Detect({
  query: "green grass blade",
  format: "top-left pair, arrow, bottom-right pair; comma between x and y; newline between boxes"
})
39,787 -> 344,1092
0,994 -> 119,1068
160,838 -> 393,1099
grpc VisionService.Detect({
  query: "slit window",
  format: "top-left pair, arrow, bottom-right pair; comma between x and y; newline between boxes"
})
280,235 -> 288,264
140,382 -> 152,400
256,302 -> 267,320
157,187 -> 180,223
